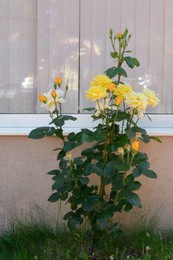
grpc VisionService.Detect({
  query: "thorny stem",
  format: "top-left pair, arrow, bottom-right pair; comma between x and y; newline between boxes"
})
121,100 -> 126,133
99,112 -> 109,198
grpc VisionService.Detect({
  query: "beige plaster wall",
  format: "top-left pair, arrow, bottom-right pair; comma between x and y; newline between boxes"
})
0,136 -> 173,231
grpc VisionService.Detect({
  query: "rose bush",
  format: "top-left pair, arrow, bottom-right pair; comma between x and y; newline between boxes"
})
29,28 -> 161,246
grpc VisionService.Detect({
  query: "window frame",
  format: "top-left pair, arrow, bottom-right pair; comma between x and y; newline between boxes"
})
0,114 -> 173,136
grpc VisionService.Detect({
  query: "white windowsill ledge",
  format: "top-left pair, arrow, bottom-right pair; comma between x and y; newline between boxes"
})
0,114 -> 173,136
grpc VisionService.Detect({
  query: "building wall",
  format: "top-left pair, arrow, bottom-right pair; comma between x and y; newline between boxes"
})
0,136 -> 173,231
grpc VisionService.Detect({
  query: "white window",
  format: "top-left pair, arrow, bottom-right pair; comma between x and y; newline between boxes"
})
0,0 -> 173,135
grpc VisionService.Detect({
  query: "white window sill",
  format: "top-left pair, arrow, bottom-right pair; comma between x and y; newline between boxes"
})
0,114 -> 173,136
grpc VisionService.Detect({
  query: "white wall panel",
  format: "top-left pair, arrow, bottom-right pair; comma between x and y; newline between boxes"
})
121,0 -> 136,86
135,0 -> 150,92
80,0 -> 172,113
80,0 -> 108,111
149,0 -> 165,113
164,0 -> 173,113
0,0 -> 172,114
37,0 -> 79,113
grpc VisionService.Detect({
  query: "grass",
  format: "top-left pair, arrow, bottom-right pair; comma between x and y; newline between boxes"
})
0,216 -> 173,259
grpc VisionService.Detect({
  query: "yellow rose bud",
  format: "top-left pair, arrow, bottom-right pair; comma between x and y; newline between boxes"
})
55,77 -> 62,86
118,147 -> 124,155
108,83 -> 116,92
117,32 -> 122,39
115,98 -> 122,106
66,152 -> 72,161
124,144 -> 131,152
51,89 -> 57,98
136,132 -> 142,139
39,94 -> 47,104
132,141 -> 139,152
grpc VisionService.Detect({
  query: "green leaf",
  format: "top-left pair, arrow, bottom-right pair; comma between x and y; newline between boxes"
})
68,216 -> 82,230
127,193 -> 141,207
138,161 -> 150,171
104,163 -> 117,177
132,167 -> 142,178
57,150 -> 66,160
45,127 -> 55,136
101,177 -> 111,185
123,28 -> 128,38
125,127 -> 146,138
105,67 -> 118,79
124,202 -> 133,212
110,52 -> 118,59
83,107 -> 96,112
48,192 -> 60,202
132,152 -> 148,165
117,67 -> 127,78
52,179 -> 64,190
93,201 -> 104,213
47,169 -> 60,175
63,115 -> 77,121
83,163 -> 92,176
79,177 -> 89,185
133,58 -> 140,67
92,165 -> 105,177
116,164 -> 129,172
118,134 -> 130,146
81,148 -> 94,156
124,56 -> 135,69
67,132 -> 76,141
143,169 -> 157,178
141,134 -> 150,144
59,159 -> 67,169
63,211 -> 73,220
63,141 -> 74,152
28,127 -> 49,139
50,117 -> 64,127
60,192 -> 68,201
82,200 -> 93,212
131,181 -> 142,191
117,199 -> 127,211
116,111 -> 130,122
73,157 -> 84,165
96,217 -> 108,230
150,136 -> 162,143
81,129 -> 94,142
124,174 -> 134,185
112,180 -> 124,191
54,129 -> 63,139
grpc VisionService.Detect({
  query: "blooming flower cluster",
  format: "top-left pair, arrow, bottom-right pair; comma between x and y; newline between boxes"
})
39,77 -> 66,113
86,74 -> 160,119
29,28 -> 161,243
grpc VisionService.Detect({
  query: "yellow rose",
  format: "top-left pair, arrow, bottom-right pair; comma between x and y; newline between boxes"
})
114,84 -> 132,100
90,74 -> 112,91
125,91 -> 148,111
86,86 -> 108,101
143,88 -> 160,107
132,141 -> 139,152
